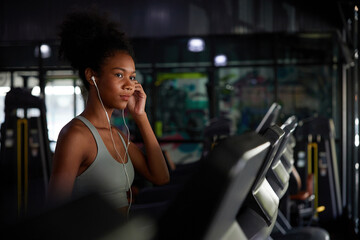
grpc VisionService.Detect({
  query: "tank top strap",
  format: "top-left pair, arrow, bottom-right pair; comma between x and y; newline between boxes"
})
76,116 -> 106,151
76,116 -> 131,162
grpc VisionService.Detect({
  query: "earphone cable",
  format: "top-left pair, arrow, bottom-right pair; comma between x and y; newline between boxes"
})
94,81 -> 132,218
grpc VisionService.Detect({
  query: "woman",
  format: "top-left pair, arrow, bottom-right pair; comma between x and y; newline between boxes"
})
47,10 -> 170,216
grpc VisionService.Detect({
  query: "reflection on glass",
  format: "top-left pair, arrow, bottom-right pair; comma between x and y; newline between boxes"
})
218,67 -> 274,134
155,73 -> 209,140
154,72 -> 209,164
277,65 -> 334,120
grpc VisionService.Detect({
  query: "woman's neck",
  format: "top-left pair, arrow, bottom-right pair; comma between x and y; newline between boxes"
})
81,105 -> 113,129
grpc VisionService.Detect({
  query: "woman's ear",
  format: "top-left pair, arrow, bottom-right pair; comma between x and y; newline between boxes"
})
85,68 -> 96,86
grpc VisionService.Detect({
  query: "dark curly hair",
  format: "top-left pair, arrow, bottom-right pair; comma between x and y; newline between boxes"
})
58,9 -> 135,90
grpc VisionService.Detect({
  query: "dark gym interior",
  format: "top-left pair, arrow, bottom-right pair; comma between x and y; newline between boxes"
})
0,0 -> 359,239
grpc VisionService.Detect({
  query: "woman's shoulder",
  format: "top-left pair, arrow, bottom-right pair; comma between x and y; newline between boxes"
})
52,117 -> 96,176
57,117 -> 92,143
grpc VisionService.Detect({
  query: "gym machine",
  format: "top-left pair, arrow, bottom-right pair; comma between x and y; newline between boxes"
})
293,116 -> 342,225
0,88 -> 52,226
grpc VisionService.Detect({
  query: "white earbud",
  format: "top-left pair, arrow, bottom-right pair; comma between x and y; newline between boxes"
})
91,76 -> 95,82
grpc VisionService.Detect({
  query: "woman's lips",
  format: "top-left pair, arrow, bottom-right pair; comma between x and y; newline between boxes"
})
120,95 -> 130,101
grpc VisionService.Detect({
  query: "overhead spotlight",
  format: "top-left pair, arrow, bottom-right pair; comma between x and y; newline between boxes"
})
188,38 -> 205,52
34,44 -> 51,58
214,54 -> 227,66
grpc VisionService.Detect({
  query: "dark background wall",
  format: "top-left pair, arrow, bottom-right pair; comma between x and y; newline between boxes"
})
0,0 -> 349,43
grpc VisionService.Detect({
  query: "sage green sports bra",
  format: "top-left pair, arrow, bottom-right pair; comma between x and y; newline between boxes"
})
72,116 -> 134,209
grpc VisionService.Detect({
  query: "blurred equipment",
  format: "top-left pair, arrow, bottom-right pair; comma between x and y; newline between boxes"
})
155,132 -> 270,240
0,88 -> 52,227
293,116 -> 342,225
1,193 -> 154,240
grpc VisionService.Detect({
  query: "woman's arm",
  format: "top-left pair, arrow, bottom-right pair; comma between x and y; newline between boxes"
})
46,123 -> 87,207
128,114 -> 170,185
126,81 -> 170,185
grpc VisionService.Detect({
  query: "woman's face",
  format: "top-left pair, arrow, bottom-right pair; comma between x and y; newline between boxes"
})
96,51 -> 136,110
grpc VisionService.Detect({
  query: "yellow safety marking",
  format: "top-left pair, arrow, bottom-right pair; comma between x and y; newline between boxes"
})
307,142 -> 319,218
313,143 -> 318,218
307,143 -> 315,174
16,119 -> 28,216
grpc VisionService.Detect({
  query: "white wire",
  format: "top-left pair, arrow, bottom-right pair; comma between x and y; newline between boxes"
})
122,108 -> 133,217
93,80 -> 132,218
122,108 -> 131,148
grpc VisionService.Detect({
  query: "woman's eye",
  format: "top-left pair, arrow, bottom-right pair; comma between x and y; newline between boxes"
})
130,76 -> 136,81
115,73 -> 123,78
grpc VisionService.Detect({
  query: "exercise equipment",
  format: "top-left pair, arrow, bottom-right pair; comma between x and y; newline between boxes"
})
237,124 -> 284,239
0,88 -> 52,227
256,102 -> 282,135
131,116 -> 232,220
0,193 -> 145,240
293,116 -> 342,224
154,132 -> 270,240
266,116 -> 297,199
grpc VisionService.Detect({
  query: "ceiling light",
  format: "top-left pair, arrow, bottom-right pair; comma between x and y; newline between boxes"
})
188,38 -> 205,52
34,44 -> 51,58
214,54 -> 227,66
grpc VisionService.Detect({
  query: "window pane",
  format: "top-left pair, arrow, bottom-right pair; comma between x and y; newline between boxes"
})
217,67 -> 275,134
155,71 -> 209,141
154,70 -> 209,164
0,72 -> 11,124
41,79 -> 85,144
277,65 -> 334,120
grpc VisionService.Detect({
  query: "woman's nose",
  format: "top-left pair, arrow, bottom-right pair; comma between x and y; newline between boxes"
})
124,85 -> 133,91
123,78 -> 135,91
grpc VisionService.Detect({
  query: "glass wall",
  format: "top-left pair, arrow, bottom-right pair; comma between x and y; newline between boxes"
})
36,78 -> 84,144
154,71 -> 209,140
217,67 -> 275,134
277,65 -> 336,120
0,32 -> 340,164
0,70 -> 85,151
128,33 -> 340,164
